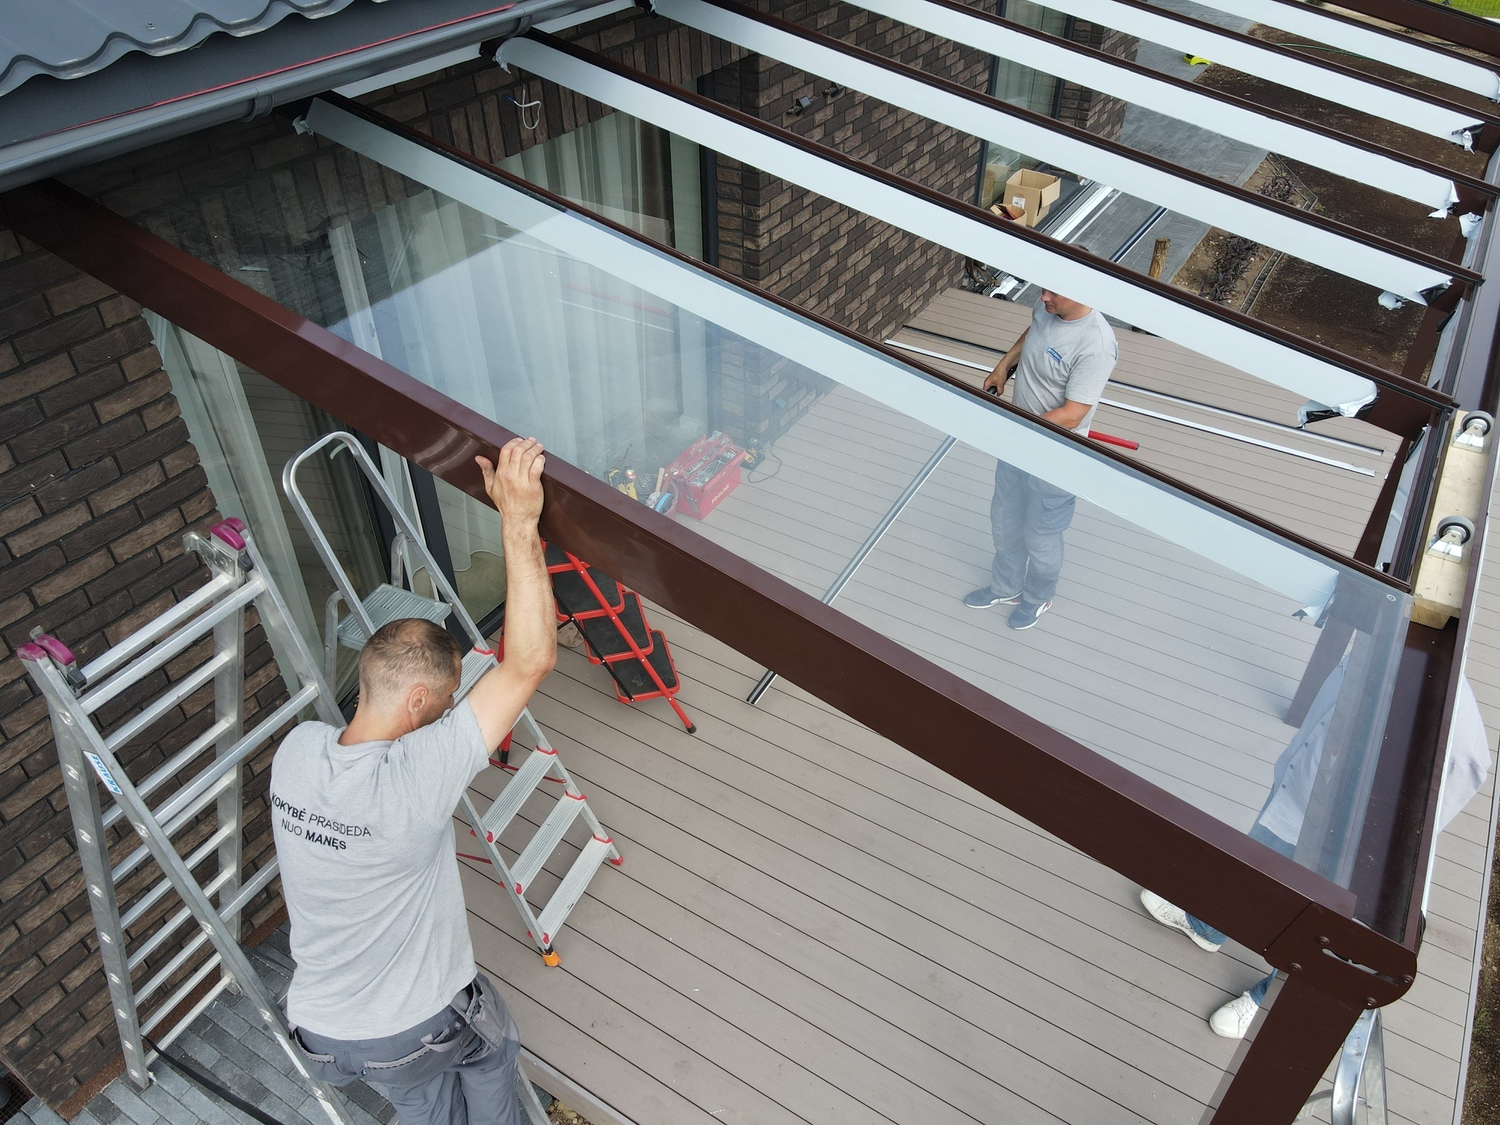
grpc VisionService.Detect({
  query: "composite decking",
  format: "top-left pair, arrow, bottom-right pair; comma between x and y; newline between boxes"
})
454,290 -> 1497,1125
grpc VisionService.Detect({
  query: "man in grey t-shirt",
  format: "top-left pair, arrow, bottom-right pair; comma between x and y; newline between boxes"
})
963,291 -> 1118,630
273,437 -> 555,1125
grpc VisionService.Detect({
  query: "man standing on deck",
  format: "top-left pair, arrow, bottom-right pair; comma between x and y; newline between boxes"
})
271,437 -> 555,1125
962,291 -> 1118,630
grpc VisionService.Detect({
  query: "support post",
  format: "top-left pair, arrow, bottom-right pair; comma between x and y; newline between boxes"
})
1149,237 -> 1171,280
1206,972 -> 1365,1125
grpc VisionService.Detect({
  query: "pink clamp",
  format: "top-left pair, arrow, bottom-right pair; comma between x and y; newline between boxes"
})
211,519 -> 247,550
20,634 -> 85,689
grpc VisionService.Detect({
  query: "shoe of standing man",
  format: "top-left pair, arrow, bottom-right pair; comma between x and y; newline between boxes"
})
963,586 -> 1023,609
1209,992 -> 1260,1039
1139,889 -> 1225,953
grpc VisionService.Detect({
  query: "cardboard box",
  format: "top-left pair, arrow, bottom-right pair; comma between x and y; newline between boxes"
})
981,162 -> 1011,209
1004,169 -> 1061,228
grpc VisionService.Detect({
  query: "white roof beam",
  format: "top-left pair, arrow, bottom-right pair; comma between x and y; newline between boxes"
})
659,0 -> 1455,304
848,0 -> 1462,213
304,93 -> 1348,608
981,0 -> 1486,145
1201,0 -> 1499,101
497,33 -> 1409,418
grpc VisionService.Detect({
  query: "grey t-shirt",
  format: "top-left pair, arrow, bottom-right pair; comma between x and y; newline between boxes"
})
1012,302 -> 1119,434
271,700 -> 489,1039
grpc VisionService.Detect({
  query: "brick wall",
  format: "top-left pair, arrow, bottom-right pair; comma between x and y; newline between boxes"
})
704,4 -> 992,441
0,228 -> 289,1111
1056,23 -> 1137,141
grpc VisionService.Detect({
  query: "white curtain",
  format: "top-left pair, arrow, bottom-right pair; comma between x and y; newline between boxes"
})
145,313 -> 320,676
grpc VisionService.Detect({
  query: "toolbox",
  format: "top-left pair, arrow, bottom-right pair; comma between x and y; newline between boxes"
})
665,433 -> 746,520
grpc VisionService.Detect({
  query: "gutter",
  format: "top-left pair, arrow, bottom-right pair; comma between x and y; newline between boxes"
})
0,0 -> 614,194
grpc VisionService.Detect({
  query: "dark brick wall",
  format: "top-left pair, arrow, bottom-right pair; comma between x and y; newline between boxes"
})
1056,23 -> 1137,141
0,228 -> 290,1111
704,4 -> 992,442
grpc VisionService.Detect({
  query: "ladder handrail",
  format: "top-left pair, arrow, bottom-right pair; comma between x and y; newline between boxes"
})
282,432 -> 487,649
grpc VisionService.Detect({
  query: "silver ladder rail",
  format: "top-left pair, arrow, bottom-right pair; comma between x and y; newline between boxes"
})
1298,1007 -> 1387,1124
282,433 -> 621,966
19,519 -> 355,1125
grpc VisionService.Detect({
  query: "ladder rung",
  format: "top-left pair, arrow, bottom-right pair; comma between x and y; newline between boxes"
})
535,836 -> 615,946
336,584 -> 449,651
125,867 -> 233,970
479,749 -> 557,840
153,684 -> 318,828
511,795 -> 587,895
105,652 -> 231,754
219,857 -> 279,921
83,578 -> 263,715
119,823 -> 235,930
113,769 -> 237,886
140,955 -> 222,1036
104,717 -> 234,830
81,573 -> 237,686
136,929 -> 211,1005
148,973 -> 234,1055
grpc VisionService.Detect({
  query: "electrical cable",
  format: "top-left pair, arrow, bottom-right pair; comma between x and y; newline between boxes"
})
142,1033 -> 300,1125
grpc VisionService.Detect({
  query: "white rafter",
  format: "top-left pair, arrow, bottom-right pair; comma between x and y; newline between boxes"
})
659,0 -> 1452,303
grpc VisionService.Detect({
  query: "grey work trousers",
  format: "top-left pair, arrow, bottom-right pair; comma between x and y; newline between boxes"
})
292,973 -> 521,1125
990,460 -> 1076,605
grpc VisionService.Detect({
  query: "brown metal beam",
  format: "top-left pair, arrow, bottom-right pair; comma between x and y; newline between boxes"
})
1276,0 -> 1500,64
0,178 -> 1419,1011
1209,973 -> 1367,1125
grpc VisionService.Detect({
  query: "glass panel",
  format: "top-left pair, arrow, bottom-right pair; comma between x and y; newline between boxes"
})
499,111 -> 703,256
981,0 -> 1070,206
146,315 -> 386,697
112,105 -> 1415,906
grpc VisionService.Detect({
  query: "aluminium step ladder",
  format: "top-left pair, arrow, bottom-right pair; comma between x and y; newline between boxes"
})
546,544 -> 696,733
283,433 -> 621,966
19,520 -> 552,1125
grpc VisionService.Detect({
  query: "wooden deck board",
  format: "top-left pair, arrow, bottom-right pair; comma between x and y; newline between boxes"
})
452,287 -> 1495,1125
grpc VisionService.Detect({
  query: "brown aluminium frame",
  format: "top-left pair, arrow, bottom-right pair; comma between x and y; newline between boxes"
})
0,173 -> 1450,1124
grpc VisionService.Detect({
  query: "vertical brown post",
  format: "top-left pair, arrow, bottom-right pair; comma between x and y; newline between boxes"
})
1206,973 -> 1364,1125
1149,237 -> 1172,280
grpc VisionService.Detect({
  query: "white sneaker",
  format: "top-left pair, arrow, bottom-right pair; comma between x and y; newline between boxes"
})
1209,992 -> 1260,1039
1139,889 -> 1223,953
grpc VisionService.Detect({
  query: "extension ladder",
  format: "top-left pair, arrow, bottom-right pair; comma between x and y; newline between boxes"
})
21,519 -> 551,1123
283,433 -> 621,966
546,545 -> 696,733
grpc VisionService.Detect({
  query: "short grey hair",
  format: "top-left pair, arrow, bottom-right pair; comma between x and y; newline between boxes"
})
358,618 -> 462,702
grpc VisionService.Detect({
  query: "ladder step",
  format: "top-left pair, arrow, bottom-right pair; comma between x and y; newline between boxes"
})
611,630 -> 680,698
535,836 -> 615,946
576,592 -> 654,662
457,648 -> 497,701
479,748 -> 556,841
336,585 -> 449,650
510,794 -> 588,895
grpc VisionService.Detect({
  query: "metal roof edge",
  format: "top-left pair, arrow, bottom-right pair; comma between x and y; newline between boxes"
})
0,0 -> 600,194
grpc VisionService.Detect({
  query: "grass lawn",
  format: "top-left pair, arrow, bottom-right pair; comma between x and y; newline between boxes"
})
1444,0 -> 1500,16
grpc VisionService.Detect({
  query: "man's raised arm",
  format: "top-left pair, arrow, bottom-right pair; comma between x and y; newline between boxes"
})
467,437 -> 557,749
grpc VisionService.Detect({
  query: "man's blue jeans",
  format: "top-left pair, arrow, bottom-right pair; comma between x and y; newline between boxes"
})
990,460 -> 1076,605
1186,823 -> 1289,1006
